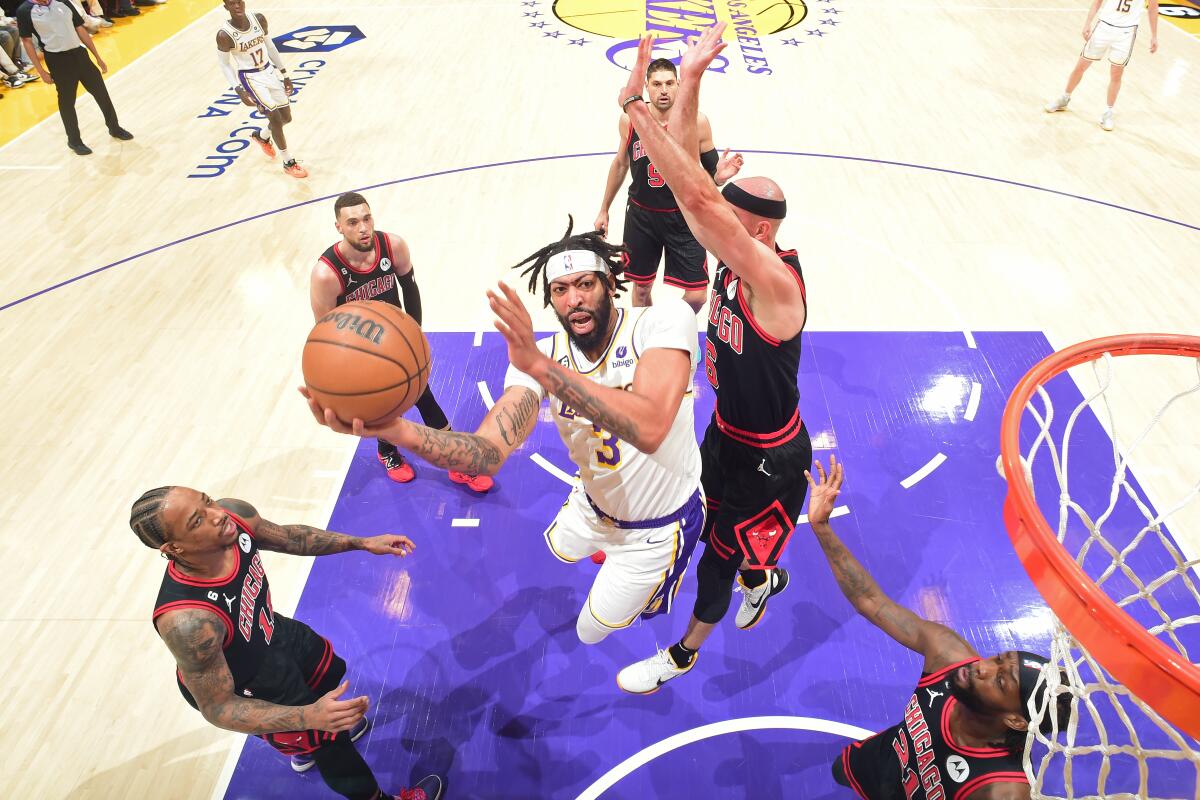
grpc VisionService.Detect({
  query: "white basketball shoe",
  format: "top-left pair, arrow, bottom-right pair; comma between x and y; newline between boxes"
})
1100,109 -> 1115,131
735,567 -> 790,630
1044,93 -> 1071,113
617,648 -> 694,695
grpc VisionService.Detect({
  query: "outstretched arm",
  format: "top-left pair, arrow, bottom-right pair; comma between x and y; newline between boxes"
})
301,384 -> 542,476
216,498 -> 414,557
806,457 -> 977,673
157,608 -> 368,734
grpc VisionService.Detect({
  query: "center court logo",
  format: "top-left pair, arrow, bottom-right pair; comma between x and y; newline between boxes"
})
274,25 -> 365,52
519,0 -> 844,77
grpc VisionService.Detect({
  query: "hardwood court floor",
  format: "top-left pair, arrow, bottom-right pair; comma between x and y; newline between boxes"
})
0,0 -> 1197,796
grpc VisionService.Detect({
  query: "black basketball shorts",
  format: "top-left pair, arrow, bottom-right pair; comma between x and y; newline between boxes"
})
622,201 -> 709,291
699,418 -> 813,570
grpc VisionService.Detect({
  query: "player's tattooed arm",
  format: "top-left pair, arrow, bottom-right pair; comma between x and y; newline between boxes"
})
158,609 -> 310,734
805,458 -> 977,669
217,498 -> 363,556
397,387 -> 540,476
541,365 -> 643,445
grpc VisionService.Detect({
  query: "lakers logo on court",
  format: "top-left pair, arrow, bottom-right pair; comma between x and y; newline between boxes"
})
518,0 -> 843,75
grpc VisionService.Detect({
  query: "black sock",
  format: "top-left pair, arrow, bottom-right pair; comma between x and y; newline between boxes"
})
739,568 -> 768,590
377,440 -> 397,458
668,641 -> 697,669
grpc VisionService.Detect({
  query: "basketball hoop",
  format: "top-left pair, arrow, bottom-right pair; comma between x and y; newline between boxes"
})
1000,333 -> 1200,799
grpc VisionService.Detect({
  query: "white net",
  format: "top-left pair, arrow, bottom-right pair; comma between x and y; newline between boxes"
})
1011,349 -> 1200,800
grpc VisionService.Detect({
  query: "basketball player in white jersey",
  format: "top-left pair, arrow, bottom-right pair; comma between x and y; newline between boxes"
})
1044,0 -> 1159,130
215,0 -> 307,178
303,220 -> 707,651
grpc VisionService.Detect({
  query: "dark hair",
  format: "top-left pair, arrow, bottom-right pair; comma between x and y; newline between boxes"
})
130,486 -> 176,549
334,192 -> 368,218
1005,669 -> 1073,757
511,216 -> 629,307
646,58 -> 677,81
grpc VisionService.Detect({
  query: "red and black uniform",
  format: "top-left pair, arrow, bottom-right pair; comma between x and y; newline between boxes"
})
699,247 -> 811,570
152,513 -> 347,758
318,230 -> 449,432
834,658 -> 1028,800
621,122 -> 710,292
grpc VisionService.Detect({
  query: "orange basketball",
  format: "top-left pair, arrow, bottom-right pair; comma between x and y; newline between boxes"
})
302,301 -> 431,424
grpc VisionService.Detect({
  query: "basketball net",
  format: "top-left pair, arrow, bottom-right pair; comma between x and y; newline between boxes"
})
1002,339 -> 1200,799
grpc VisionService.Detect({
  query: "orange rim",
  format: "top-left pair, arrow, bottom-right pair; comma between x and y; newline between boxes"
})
1000,333 -> 1200,740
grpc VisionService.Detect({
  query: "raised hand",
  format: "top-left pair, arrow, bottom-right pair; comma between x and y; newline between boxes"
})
297,385 -> 411,441
804,455 -> 844,526
487,282 -> 543,375
360,534 -> 415,556
306,681 -> 369,734
715,148 -> 744,185
679,23 -> 727,79
618,34 -> 656,111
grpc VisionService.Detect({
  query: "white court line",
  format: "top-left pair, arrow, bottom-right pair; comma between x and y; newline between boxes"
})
477,380 -> 495,409
531,453 -> 575,485
473,330 -> 483,347
963,331 -> 977,350
797,504 -> 851,525
901,452 -> 948,489
452,518 -> 481,528
575,716 -> 875,800
209,437 -> 360,800
965,380 -> 982,422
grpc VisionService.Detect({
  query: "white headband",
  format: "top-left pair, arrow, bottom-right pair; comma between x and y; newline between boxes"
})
546,249 -> 606,283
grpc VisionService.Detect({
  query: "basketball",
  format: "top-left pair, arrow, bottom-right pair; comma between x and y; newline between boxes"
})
302,301 -> 431,424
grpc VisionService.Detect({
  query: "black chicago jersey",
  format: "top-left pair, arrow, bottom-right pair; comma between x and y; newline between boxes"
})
319,231 -> 402,307
704,246 -> 805,442
626,124 -> 679,211
152,513 -> 276,702
838,658 -> 1027,800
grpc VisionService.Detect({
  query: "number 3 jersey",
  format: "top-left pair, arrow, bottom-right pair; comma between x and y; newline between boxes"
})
152,512 -> 276,700
504,299 -> 702,522
838,658 -> 1027,800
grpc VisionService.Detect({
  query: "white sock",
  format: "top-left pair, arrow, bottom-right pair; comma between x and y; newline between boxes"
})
279,148 -> 292,162
1105,106 -> 1113,113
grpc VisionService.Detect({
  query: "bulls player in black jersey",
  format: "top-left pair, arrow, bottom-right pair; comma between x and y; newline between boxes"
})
594,57 -> 743,313
132,486 -> 444,799
806,458 -> 1071,800
615,27 -> 813,693
310,192 -> 492,493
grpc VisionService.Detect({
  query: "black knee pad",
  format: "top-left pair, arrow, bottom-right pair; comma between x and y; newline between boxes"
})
692,546 -> 737,624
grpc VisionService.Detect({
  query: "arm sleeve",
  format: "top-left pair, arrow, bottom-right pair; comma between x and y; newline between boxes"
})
635,299 -> 699,366
217,50 -> 238,88
502,338 -> 555,401
700,148 -> 719,179
264,34 -> 284,71
398,269 -> 422,326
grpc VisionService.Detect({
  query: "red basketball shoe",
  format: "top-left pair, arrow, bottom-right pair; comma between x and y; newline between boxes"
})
250,130 -> 275,158
379,451 -> 416,483
398,774 -> 444,800
448,471 -> 493,493
591,551 -> 606,565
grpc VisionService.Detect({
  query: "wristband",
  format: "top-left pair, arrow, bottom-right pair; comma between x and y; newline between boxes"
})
621,94 -> 643,111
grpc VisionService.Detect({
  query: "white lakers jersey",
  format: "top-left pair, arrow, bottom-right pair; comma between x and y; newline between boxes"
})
1097,0 -> 1143,28
505,299 -> 702,522
221,12 -> 271,72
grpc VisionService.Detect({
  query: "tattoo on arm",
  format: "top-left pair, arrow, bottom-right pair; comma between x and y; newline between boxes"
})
494,388 -> 540,448
541,367 -> 641,444
254,518 -> 361,557
813,524 -> 881,605
408,427 -> 503,475
160,611 -> 309,734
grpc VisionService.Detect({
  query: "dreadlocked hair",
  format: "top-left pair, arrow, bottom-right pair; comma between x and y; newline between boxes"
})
511,215 -> 630,307
130,486 -> 176,549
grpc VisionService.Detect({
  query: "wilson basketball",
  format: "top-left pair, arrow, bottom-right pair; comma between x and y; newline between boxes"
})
302,301 -> 431,424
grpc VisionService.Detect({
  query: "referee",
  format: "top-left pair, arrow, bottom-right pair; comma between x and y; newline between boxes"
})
18,0 -> 132,155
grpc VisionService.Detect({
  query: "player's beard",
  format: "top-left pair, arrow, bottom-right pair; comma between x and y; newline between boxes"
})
347,238 -> 374,253
556,297 -> 614,355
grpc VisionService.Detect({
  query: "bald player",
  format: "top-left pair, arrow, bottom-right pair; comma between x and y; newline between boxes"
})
614,26 -> 813,693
